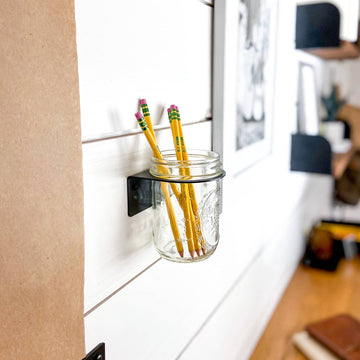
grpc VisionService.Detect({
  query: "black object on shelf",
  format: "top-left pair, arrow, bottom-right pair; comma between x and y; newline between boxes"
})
302,239 -> 344,271
296,2 -> 340,49
290,133 -> 332,175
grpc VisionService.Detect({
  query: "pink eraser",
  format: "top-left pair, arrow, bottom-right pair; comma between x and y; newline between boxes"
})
175,106 -> 179,110
170,104 -> 176,109
140,99 -> 147,105
135,112 -> 143,120
167,108 -> 171,113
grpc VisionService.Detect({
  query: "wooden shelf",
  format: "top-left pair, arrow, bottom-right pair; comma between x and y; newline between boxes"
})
296,3 -> 360,61
333,104 -> 360,179
304,41 -> 360,60
332,147 -> 356,179
291,134 -> 356,180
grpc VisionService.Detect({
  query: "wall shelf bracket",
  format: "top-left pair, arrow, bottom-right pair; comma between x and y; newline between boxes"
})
290,133 -> 332,175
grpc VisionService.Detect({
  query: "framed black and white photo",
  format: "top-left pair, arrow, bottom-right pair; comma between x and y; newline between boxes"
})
213,0 -> 279,176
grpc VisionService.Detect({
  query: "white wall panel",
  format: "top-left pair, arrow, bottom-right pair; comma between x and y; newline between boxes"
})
79,0 -> 349,358
84,171 -> 335,359
83,121 -> 212,313
333,58 -> 360,107
75,0 -> 212,141
180,175 -> 334,360
339,202 -> 360,222
84,203 -> 266,360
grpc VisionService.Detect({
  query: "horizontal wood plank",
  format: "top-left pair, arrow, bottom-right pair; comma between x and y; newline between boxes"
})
84,170 -> 334,358
75,0 -> 212,140
83,121 -> 212,312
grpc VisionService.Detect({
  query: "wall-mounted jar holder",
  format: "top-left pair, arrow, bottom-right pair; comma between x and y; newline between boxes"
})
127,150 -> 225,263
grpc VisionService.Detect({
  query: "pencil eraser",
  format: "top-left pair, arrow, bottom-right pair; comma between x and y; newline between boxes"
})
140,99 -> 147,105
170,105 -> 176,109
167,108 -> 171,113
175,106 -> 179,110
135,112 -> 143,120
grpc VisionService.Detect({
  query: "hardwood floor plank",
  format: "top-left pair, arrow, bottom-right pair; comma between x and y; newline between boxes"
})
251,257 -> 360,360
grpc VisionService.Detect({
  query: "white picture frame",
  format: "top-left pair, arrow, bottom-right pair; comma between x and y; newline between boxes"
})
297,62 -> 320,135
213,0 -> 279,177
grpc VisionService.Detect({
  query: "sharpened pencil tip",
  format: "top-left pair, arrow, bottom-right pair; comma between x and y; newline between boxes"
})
202,248 -> 206,255
190,250 -> 196,258
195,249 -> 201,256
179,251 -> 184,258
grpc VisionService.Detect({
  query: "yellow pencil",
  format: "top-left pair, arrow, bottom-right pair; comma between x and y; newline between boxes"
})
160,182 -> 183,256
171,105 -> 207,254
139,99 -> 182,204
168,108 -> 199,257
140,98 -> 155,139
135,111 -> 184,257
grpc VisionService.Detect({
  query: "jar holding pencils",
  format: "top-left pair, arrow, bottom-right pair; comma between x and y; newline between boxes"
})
134,101 -> 225,263
150,149 -> 224,263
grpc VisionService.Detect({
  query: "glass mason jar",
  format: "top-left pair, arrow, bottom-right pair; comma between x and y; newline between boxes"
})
150,149 -> 224,263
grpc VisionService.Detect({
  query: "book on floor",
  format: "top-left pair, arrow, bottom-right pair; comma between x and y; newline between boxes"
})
293,330 -> 340,360
305,314 -> 360,360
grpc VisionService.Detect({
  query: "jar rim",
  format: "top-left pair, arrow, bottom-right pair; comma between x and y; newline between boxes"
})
150,149 -> 223,180
151,149 -> 221,165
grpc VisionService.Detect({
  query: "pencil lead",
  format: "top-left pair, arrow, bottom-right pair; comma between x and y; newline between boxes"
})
189,250 -> 196,258
195,249 -> 201,256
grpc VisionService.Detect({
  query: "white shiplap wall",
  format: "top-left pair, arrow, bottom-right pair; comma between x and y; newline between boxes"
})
76,0 -> 212,142
76,0 -> 346,359
76,0 -> 213,314
82,122 -> 212,313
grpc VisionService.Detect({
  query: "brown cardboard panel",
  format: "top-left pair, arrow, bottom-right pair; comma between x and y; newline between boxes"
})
0,0 -> 85,359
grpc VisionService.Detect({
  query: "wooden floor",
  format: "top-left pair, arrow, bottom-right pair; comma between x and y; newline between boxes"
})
250,256 -> 360,360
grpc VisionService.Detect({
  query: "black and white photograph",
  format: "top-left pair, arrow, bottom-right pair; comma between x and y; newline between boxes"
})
213,0 -> 278,176
236,0 -> 271,150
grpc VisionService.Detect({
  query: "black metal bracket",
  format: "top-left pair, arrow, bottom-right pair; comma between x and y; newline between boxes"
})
82,343 -> 105,360
127,169 -> 226,217
296,3 -> 340,49
127,170 -> 156,217
290,133 -> 332,175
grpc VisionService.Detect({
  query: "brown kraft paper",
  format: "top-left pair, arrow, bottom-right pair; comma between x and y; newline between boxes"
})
0,0 -> 85,359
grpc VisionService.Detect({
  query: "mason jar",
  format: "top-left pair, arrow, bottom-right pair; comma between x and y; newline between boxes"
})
150,149 -> 225,263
